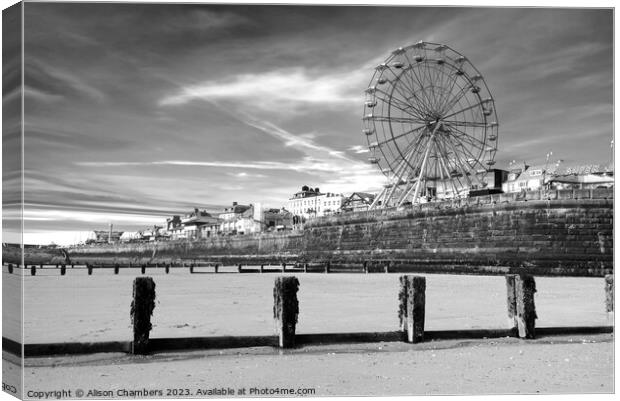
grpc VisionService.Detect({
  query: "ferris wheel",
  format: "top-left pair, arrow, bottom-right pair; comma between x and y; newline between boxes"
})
363,41 -> 499,209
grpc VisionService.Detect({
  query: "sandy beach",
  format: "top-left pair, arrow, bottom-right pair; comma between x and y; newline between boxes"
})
2,268 -> 610,343
10,333 -> 613,397
3,268 -> 613,398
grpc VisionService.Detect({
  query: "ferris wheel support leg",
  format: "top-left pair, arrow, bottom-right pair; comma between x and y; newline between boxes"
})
386,145 -> 419,207
408,125 -> 441,206
369,187 -> 387,210
396,181 -> 421,207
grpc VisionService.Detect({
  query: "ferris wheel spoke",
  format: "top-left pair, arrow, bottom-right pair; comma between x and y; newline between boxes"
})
391,71 -> 434,117
445,135 -> 487,188
370,115 -> 427,125
431,64 -> 449,111
387,96 -> 425,120
435,140 -> 464,194
433,66 -> 449,110
423,61 -> 439,111
375,124 -> 428,148
386,134 -> 428,202
445,124 -> 487,150
442,101 -> 485,121
420,54 -> 439,110
438,83 -> 472,116
437,68 -> 461,113
443,135 -> 475,187
375,87 -> 427,119
434,80 -> 456,113
403,131 -> 433,176
438,139 -> 470,192
449,135 -> 489,173
442,120 -> 488,128
387,85 -> 429,119
403,52 -> 436,113
445,127 -> 487,150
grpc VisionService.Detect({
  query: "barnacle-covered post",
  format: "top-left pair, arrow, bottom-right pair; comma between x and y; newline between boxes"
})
605,274 -> 614,323
505,274 -> 518,331
131,277 -> 156,354
273,276 -> 299,348
398,275 -> 426,343
515,274 -> 537,339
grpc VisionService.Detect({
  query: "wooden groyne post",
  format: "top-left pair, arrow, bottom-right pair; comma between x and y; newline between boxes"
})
60,265 -> 66,276
505,275 -> 518,331
131,277 -> 156,355
398,275 -> 426,343
273,276 -> 299,348
8,264 -> 13,274
605,274 -> 614,323
506,274 -> 537,339
31,265 -> 36,276
114,264 -> 120,275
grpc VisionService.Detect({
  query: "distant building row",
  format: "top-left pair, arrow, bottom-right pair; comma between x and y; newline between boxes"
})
91,163 -> 612,244
164,203 -> 294,240
287,185 -> 375,220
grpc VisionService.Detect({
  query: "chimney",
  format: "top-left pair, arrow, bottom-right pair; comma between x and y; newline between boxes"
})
315,187 -> 320,193
232,201 -> 238,206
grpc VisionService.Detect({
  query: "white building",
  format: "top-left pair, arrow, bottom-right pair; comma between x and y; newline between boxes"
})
287,186 -> 344,220
502,163 -> 555,193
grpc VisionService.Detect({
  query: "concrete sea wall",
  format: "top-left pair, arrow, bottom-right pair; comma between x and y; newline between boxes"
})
5,189 -> 614,276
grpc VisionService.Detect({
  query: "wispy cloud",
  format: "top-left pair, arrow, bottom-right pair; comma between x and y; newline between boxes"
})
159,67 -> 367,113
26,59 -> 106,102
349,145 -> 370,154
75,158 -> 344,172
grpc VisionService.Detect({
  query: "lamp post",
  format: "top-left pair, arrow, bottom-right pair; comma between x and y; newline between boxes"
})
543,151 -> 553,190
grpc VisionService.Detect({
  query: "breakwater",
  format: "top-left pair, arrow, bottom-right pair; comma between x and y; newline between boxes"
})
4,189 -> 614,276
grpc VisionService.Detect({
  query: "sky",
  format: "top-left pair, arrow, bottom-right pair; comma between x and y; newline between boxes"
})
1,3 -> 614,245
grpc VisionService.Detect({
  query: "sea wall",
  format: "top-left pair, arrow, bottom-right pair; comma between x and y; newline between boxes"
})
301,190 -> 613,276
5,189 -> 614,276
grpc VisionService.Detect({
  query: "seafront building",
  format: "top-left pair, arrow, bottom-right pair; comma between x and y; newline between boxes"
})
160,203 -> 293,239
341,192 -> 376,212
287,186 -> 345,220
502,162 -> 613,193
